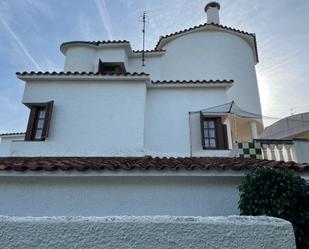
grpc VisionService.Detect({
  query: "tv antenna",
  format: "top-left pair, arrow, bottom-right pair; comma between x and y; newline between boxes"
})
141,11 -> 147,66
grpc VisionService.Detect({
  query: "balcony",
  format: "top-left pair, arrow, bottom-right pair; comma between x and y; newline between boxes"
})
252,138 -> 309,163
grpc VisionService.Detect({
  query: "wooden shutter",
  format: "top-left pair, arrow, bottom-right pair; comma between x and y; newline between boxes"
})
25,106 -> 37,141
222,124 -> 228,149
216,118 -> 229,150
98,59 -> 104,73
41,101 -> 54,139
200,112 -> 205,148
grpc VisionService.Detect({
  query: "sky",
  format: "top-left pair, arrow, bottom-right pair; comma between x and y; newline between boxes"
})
0,0 -> 309,132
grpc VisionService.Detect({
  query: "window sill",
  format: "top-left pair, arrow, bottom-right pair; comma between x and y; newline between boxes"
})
202,147 -> 229,151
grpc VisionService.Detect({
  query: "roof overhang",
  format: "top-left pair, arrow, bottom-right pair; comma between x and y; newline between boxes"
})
16,72 -> 150,84
60,40 -> 131,55
0,133 -> 25,138
150,80 -> 233,89
60,41 -> 166,58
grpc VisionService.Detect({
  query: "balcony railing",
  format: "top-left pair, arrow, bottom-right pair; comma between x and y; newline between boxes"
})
253,139 -> 294,162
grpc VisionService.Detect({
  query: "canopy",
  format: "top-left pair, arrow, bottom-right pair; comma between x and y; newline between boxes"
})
198,101 -> 262,119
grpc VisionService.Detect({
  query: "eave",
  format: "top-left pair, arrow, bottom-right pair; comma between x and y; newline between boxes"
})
150,80 -> 233,88
16,71 -> 150,83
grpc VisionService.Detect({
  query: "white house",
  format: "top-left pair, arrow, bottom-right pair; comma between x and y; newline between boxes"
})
0,2 -> 263,158
0,2 -> 308,217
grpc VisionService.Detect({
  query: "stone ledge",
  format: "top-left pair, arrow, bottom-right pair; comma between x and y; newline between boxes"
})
0,215 -> 296,249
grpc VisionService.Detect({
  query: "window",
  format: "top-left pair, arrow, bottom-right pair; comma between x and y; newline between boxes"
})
200,114 -> 228,150
25,101 -> 54,141
203,119 -> 217,148
98,60 -> 126,74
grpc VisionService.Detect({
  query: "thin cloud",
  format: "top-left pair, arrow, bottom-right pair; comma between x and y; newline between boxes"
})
94,0 -> 113,40
0,17 -> 41,71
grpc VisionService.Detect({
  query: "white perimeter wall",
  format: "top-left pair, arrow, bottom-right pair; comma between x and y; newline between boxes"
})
0,216 -> 296,249
0,175 -> 242,216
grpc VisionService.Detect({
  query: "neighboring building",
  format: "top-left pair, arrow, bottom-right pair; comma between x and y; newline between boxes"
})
261,112 -> 309,139
0,2 -> 308,217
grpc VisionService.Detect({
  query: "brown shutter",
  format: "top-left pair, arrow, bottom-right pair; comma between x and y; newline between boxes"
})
200,112 -> 205,149
41,101 -> 54,139
98,59 -> 104,73
25,106 -> 37,141
216,118 -> 224,149
216,118 -> 229,150
222,124 -> 228,149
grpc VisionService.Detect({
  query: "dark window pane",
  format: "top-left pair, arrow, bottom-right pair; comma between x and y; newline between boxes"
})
210,138 -> 216,148
35,129 -> 42,139
37,119 -> 45,129
39,110 -> 46,119
209,121 -> 215,128
209,129 -> 215,137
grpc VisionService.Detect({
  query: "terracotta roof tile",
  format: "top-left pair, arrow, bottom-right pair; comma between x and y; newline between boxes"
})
0,157 -> 307,172
152,80 -> 233,84
0,132 -> 25,136
16,71 -> 149,77
93,40 -> 129,45
132,49 -> 165,53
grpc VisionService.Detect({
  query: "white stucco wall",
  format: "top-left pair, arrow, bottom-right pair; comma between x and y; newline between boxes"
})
159,31 -> 262,117
0,174 -> 242,216
10,79 -> 146,156
145,87 -> 231,157
62,30 -> 262,120
64,46 -> 96,72
0,135 -> 25,156
0,215 -> 296,249
5,24 -> 264,157
293,139 -> 309,163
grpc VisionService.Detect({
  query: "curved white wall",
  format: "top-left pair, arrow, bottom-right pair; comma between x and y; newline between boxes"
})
64,46 -> 96,72
62,30 -> 262,119
159,31 -> 262,117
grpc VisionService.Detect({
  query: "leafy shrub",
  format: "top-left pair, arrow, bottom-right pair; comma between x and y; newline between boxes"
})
238,167 -> 309,249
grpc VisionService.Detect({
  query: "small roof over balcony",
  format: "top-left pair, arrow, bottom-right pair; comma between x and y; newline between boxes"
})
191,101 -> 264,143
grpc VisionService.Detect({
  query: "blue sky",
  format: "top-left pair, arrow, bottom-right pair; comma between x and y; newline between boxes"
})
0,0 -> 309,132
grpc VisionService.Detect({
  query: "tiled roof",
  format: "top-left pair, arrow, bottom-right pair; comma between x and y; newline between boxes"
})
132,49 -> 165,53
0,157 -> 307,172
92,40 -> 129,45
0,132 -> 25,136
154,22 -> 258,62
152,80 -> 233,85
60,40 -> 129,47
16,71 -> 149,77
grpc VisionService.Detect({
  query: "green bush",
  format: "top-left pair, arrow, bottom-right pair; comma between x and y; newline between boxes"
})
238,167 -> 309,249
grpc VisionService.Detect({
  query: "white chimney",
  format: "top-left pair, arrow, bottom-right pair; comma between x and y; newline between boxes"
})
204,2 -> 220,24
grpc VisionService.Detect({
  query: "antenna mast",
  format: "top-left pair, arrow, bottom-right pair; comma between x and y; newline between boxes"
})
142,11 -> 146,66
